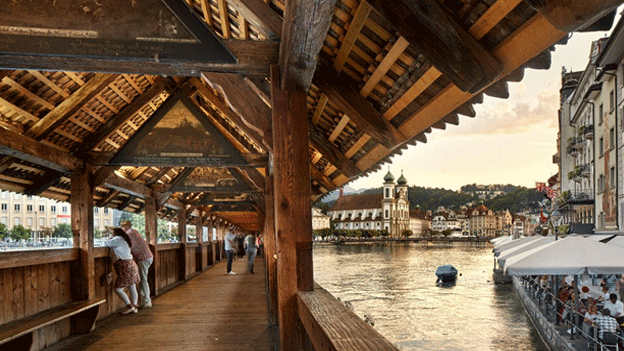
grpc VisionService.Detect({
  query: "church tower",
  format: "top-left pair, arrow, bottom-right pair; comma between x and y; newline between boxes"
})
396,170 -> 409,235
382,168 -> 395,235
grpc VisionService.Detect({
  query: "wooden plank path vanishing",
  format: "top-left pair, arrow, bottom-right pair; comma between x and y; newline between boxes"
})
44,256 -> 277,351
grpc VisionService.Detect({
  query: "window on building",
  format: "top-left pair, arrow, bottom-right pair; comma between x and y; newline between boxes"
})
610,90 -> 615,112
14,217 -> 20,226
104,208 -> 109,214
600,104 -> 604,124
26,205 -> 32,212
62,206 -> 67,213
611,167 -> 616,188
94,219 -> 99,228
14,204 -> 20,212
385,188 -> 389,198
104,219 -> 109,226
39,205 -> 44,212
1,204 -> 6,211
26,218 -> 32,227
50,218 -> 56,227
385,209 -> 389,218
51,205 -> 56,213
1,217 -> 7,225
39,218 -> 45,226
600,137 -> 604,155
610,128 -> 615,149
94,208 -> 99,214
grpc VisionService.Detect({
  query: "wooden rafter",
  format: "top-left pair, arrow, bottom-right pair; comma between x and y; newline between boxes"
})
228,0 -> 283,40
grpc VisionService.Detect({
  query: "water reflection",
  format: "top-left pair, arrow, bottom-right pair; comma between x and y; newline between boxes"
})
313,243 -> 547,351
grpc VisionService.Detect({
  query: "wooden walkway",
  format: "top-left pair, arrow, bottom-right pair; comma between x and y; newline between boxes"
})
44,256 -> 277,351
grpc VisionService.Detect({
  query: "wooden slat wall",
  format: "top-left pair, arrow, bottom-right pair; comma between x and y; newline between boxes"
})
158,248 -> 181,290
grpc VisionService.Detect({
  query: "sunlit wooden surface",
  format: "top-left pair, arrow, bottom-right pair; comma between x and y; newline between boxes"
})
44,256 -> 277,351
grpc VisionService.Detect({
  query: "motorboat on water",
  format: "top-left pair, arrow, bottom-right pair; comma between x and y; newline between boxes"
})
435,265 -> 458,284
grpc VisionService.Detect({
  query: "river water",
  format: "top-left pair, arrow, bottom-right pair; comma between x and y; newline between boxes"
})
313,242 -> 548,351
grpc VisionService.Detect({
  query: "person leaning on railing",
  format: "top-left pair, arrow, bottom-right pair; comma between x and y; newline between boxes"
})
592,308 -> 619,341
603,293 -> 624,324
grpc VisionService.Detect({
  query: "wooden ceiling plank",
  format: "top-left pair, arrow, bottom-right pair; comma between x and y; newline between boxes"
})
72,78 -> 168,154
26,73 -> 117,140
96,190 -> 119,207
334,1 -> 373,73
309,124 -> 359,177
314,68 -> 405,148
228,0 -> 283,39
360,36 -> 410,98
109,84 -> 132,104
344,134 -> 371,158
328,114 -> 350,143
367,0 -> 501,93
145,167 -> 173,186
469,0 -> 523,40
129,166 -> 150,180
28,71 -> 70,98
122,75 -> 144,94
23,170 -> 63,196
383,67 -> 442,120
311,94 -> 328,125
55,129 -> 83,143
200,0 -> 214,27
218,0 -> 232,39
279,0 -> 337,91
311,151 -> 323,164
2,77 -> 55,111
117,195 -> 137,211
310,165 -> 336,191
69,117 -> 96,133
64,72 -> 86,86
0,96 -> 40,122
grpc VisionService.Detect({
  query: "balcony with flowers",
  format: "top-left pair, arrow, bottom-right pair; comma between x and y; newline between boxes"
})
566,137 -> 583,156
567,164 -> 590,182
579,125 -> 594,140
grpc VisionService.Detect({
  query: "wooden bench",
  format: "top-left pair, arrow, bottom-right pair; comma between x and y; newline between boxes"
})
0,298 -> 106,351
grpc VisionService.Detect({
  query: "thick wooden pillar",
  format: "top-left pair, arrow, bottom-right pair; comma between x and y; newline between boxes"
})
196,215 -> 204,271
264,161 -> 279,325
178,207 -> 187,280
70,164 -> 95,301
271,65 -> 313,350
207,220 -> 214,266
145,193 -> 159,295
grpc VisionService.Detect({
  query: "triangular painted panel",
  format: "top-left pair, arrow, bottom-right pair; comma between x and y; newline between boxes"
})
0,0 -> 235,64
171,167 -> 253,193
111,94 -> 248,166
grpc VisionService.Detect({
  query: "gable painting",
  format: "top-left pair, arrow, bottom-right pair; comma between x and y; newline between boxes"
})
111,94 -> 248,166
171,167 -> 253,193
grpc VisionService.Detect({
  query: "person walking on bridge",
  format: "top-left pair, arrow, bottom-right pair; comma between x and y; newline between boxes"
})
121,220 -> 154,308
224,226 -> 237,275
244,233 -> 258,274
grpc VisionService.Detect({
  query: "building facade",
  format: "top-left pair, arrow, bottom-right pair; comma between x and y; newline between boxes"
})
328,170 -> 410,237
312,207 -> 331,230
0,190 -> 117,235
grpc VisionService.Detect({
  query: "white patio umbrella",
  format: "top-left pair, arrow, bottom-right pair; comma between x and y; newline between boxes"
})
493,235 -> 541,256
497,236 -> 556,269
505,236 -> 624,276
604,235 -> 624,248
490,235 -> 512,244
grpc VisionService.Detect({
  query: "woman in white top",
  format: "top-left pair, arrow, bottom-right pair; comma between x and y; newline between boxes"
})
105,228 -> 141,314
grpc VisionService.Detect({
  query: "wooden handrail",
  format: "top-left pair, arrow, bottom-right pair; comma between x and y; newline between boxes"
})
156,243 -> 182,251
0,248 -> 78,269
297,285 -> 399,351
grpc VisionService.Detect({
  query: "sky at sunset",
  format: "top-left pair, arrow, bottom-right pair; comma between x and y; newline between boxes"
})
349,25 -> 618,192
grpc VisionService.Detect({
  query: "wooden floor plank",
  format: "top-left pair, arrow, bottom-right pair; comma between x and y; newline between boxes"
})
44,257 -> 277,351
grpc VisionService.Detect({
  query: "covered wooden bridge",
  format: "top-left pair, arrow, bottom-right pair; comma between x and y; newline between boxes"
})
0,0 -> 620,350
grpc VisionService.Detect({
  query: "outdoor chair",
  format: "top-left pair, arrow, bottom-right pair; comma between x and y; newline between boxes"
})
600,332 -> 619,351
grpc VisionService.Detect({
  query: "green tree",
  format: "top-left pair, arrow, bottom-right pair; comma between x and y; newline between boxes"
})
442,229 -> 451,237
52,223 -> 72,238
401,229 -> 413,238
0,223 -> 8,240
10,225 -> 31,241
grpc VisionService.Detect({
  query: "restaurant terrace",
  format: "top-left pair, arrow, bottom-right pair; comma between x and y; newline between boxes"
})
0,0 -> 621,350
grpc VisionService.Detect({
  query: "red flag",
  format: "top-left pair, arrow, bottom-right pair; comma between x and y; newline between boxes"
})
536,182 -> 547,192
540,210 -> 548,224
545,187 -> 557,199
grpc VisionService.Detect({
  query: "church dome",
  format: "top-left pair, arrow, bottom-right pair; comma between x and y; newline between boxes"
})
397,172 -> 407,185
383,170 -> 395,182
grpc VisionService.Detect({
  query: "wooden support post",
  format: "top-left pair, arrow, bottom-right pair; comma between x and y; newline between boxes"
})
271,66 -> 314,350
264,161 -> 279,325
70,164 -> 95,301
206,220 -> 214,266
144,192 -> 159,296
196,216 -> 204,272
178,207 -> 187,280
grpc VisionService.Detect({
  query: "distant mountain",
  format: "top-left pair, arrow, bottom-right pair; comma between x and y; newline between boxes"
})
320,185 -> 359,202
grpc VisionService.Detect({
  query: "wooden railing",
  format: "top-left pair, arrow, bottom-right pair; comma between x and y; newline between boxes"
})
297,286 -> 399,351
0,240 -> 223,351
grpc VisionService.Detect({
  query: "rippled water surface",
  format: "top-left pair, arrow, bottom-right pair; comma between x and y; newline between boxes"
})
313,242 -> 548,351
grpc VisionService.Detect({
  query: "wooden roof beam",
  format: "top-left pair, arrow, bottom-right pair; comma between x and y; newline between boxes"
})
367,0 -> 501,93
145,167 -> 173,186
309,124 -> 360,178
201,73 -> 273,149
0,127 -> 81,173
314,67 -> 406,148
26,74 -> 117,140
525,0 -> 622,32
228,0 -> 283,40
279,0 -> 337,91
23,170 -> 63,196
0,40 -> 278,77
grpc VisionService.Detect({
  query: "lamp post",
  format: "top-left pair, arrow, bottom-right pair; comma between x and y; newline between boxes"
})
550,203 -> 563,240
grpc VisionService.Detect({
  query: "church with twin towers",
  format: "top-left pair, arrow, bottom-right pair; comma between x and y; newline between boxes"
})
327,169 -> 412,237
